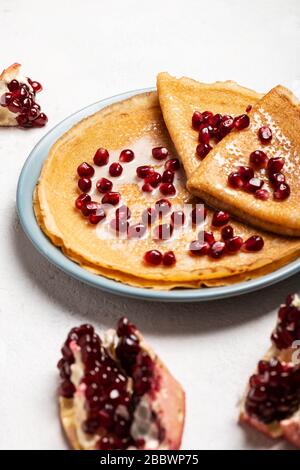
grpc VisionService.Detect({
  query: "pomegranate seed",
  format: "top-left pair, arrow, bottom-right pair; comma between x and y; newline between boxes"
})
196,142 -> 212,159
234,114 -> 250,130
75,193 -> 91,210
8,99 -> 22,113
159,183 -> 176,196
198,126 -> 211,144
101,192 -> 120,206
221,225 -> 234,241
249,150 -> 269,169
29,80 -> 42,93
202,111 -> 213,121
116,205 -> 131,220
96,177 -> 113,193
93,148 -> 109,166
153,223 -> 173,240
165,158 -> 180,171
109,162 -> 123,177
77,162 -> 95,178
0,92 -> 12,105
243,235 -> 264,252
152,147 -> 168,160
219,117 -> 234,137
255,189 -> 270,200
191,206 -> 207,225
228,172 -> 244,189
22,97 -> 32,110
171,210 -> 185,227
142,208 -> 157,225
209,113 -> 222,127
269,172 -> 286,186
274,183 -> 290,200
190,240 -> 210,256
155,199 -> 171,215
212,211 -> 230,227
16,114 -> 28,126
89,209 -> 106,224
237,166 -> 254,182
28,107 -> 40,121
110,218 -> 129,233
162,169 -> 175,183
267,157 -> 285,175
246,104 -> 252,113
32,113 -> 48,127
128,223 -> 147,239
226,236 -> 243,253
136,165 -> 154,179
163,251 -> 176,266
144,250 -> 162,265
142,182 -> 153,192
7,79 -> 19,92
81,201 -> 102,217
258,126 -> 272,143
192,111 -> 204,130
198,231 -> 215,245
78,177 -> 92,192
59,380 -> 75,398
119,149 -> 134,163
145,172 -> 162,188
244,177 -> 264,193
209,241 -> 226,259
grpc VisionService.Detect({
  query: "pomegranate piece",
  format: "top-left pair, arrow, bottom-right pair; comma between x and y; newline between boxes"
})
269,172 -> 286,186
202,110 -> 213,121
165,158 -> 180,171
155,199 -> 172,216
274,183 -> 290,201
196,142 -> 212,159
244,177 -> 264,193
258,126 -> 272,143
153,223 -> 173,240
246,104 -> 252,113
109,162 -> 123,177
162,169 -> 175,184
198,230 -> 215,246
234,114 -> 250,130
152,147 -> 168,160
77,162 -> 95,178
191,205 -> 207,225
255,189 -> 270,200
226,236 -> 243,253
189,240 -> 210,256
58,320 -> 185,450
75,193 -> 91,210
89,209 -> 106,225
142,182 -> 153,193
128,223 -> 147,239
78,177 -> 92,193
267,157 -> 285,175
142,207 -> 157,225
243,235 -> 264,252
96,177 -> 113,193
144,250 -> 162,265
221,225 -> 234,241
81,201 -> 102,217
198,126 -> 211,145
237,166 -> 254,182
228,172 -> 244,189
211,210 -> 230,227
171,210 -> 185,227
119,149 -> 134,163
93,148 -> 109,166
101,192 -> 120,206
192,111 -> 204,130
162,251 -> 176,266
159,183 -> 176,196
145,172 -> 162,188
249,150 -> 269,169
219,117 -> 234,138
136,165 -> 154,179
271,293 -> 300,349
209,241 -> 226,259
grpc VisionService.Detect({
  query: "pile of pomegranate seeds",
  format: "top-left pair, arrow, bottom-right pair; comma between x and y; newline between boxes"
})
228,150 -> 290,201
192,108 -> 250,160
138,149 -> 180,197
58,319 -> 164,450
271,294 -> 300,350
0,77 -> 48,128
144,249 -> 176,266
245,358 -> 300,424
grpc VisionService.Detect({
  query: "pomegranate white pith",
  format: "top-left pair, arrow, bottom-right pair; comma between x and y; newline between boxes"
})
240,293 -> 300,448
58,319 -> 185,450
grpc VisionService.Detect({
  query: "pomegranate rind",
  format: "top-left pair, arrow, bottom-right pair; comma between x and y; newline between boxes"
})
58,330 -> 185,450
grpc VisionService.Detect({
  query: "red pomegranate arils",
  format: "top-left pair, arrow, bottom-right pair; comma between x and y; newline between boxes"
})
145,172 -> 162,188
221,225 -> 234,241
75,193 -> 91,210
89,209 -> 106,225
144,250 -> 162,265
190,240 -> 210,256
136,165 -> 154,179
244,177 -> 264,193
142,182 -> 153,193
202,111 -> 213,121
234,114 -> 250,130
81,201 -> 102,217
93,148 -> 109,166
238,166 -> 254,182
274,183 -> 290,201
159,183 -> 176,196
258,126 -> 272,143
109,162 -> 123,177
226,236 -> 243,253
219,117 -> 234,137
165,158 -> 180,171
249,150 -> 269,169
267,157 -> 285,175
101,192 -> 120,206
228,172 -> 244,189
243,235 -> 264,252
155,199 -> 172,215
119,149 -> 134,163
212,211 -> 230,227
96,177 -> 113,193
198,230 -> 215,246
209,241 -> 226,259
255,189 -> 270,200
192,111 -> 204,130
196,143 -> 212,159
163,251 -> 176,266
152,147 -> 168,160
246,104 -> 252,113
78,177 -> 92,193
269,172 -> 286,186
198,126 -> 211,145
162,170 -> 175,184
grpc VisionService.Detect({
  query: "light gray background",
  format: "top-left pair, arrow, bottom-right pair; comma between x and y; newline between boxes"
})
0,0 -> 300,450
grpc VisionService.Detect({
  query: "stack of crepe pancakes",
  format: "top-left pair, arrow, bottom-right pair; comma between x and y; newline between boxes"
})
34,73 -> 300,289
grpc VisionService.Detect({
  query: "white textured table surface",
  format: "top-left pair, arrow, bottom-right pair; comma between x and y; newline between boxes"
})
1,0 -> 300,450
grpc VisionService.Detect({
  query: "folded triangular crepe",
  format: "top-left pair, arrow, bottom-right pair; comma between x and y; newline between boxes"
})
188,85 -> 300,236
157,72 -> 262,178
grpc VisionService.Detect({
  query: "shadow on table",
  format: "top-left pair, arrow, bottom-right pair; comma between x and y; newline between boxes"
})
12,211 -> 300,336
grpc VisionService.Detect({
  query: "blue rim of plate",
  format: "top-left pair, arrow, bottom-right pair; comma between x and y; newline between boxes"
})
17,87 -> 300,302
